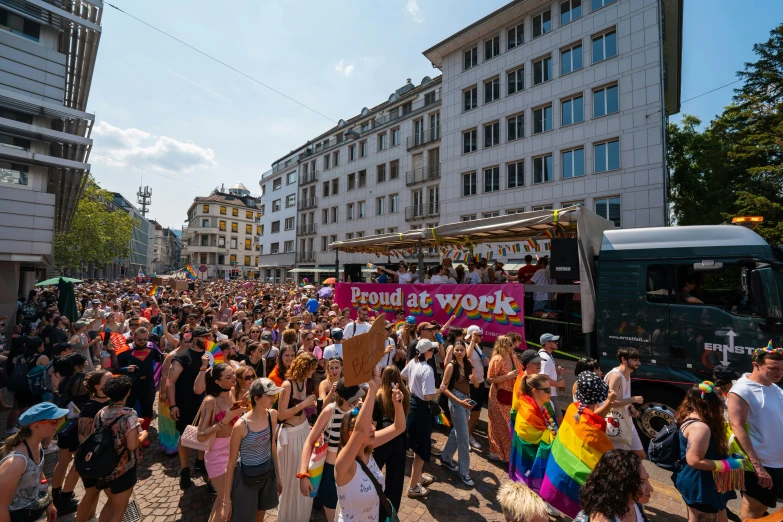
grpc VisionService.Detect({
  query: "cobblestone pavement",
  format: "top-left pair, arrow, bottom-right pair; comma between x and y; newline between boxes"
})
2,390 -> 696,522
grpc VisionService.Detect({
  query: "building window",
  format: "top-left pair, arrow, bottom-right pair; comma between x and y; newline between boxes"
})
533,56 -> 552,85
378,133 -> 387,151
484,35 -> 500,61
506,208 -> 525,215
507,114 -> 524,141
391,128 -> 400,146
203,204 -> 210,213
287,172 -> 296,184
230,237 -> 238,249
483,212 -> 500,218
348,173 -> 355,190
464,86 -> 478,111
507,161 -> 524,188
591,0 -> 616,11
462,171 -> 477,196
271,243 -> 279,254
349,145 -> 356,161
284,240 -> 294,253
360,141 -> 367,157
331,206 -> 338,223
330,234 -> 337,244
219,206 -> 226,215
333,151 -> 339,167
533,205 -> 553,211
463,129 -> 477,153
532,10 -> 552,38
273,199 -> 281,212
562,95 -> 584,126
219,220 -> 226,231
390,194 -> 399,213
377,164 -> 386,183
230,254 -> 237,263
284,217 -> 294,230
533,104 -> 553,134
230,207 -> 237,217
563,200 -> 585,208
324,154 -> 330,170
245,224 -> 252,234
322,209 -> 328,224
0,10 -> 41,41
533,154 -> 553,183
322,181 -> 330,198
273,178 -> 282,190
390,160 -> 399,180
347,203 -> 354,220
257,225 -> 262,235
358,170 -> 367,187
286,194 -> 296,207
560,0 -> 582,25
218,236 -> 226,246
231,222 -> 238,232
484,78 -> 500,104
245,238 -> 251,250
594,84 -> 619,117
464,46 -> 478,70
201,236 -> 209,247
594,139 -> 620,172
484,122 -> 500,148
595,196 -> 621,227
592,30 -> 617,63
484,167 -> 500,192
376,197 -> 386,215
346,233 -> 353,240
321,236 -> 328,252
245,211 -> 252,219
358,201 -> 366,219
244,255 -> 251,266
271,221 -> 280,233
561,43 -> 583,75
507,22 -> 524,50
332,178 -> 339,195
461,215 -> 477,222
507,67 -> 524,95
562,147 -> 585,178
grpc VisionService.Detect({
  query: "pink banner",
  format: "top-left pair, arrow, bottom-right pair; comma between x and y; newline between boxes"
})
334,283 -> 525,342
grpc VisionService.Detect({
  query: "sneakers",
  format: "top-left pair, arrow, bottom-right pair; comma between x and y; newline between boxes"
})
407,485 -> 430,498
179,467 -> 192,490
440,458 -> 458,472
53,491 -> 79,515
469,436 -> 481,450
406,449 -> 414,458
421,473 -> 435,487
460,474 -> 475,487
546,502 -> 563,518
489,452 -> 500,461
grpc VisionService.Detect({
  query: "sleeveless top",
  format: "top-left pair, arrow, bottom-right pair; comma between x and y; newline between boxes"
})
448,361 -> 470,395
239,413 -> 272,465
285,379 -> 306,417
2,444 -> 45,511
213,403 -> 239,429
674,421 -> 732,511
336,456 -> 384,522
326,404 -> 350,453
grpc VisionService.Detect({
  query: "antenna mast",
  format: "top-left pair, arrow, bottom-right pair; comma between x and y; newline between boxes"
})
137,185 -> 152,217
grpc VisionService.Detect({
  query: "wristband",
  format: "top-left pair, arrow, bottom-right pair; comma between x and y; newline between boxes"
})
170,405 -> 177,409
296,472 -> 310,479
200,368 -> 208,372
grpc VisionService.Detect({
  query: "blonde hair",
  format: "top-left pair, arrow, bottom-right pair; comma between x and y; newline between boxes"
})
492,335 -> 513,360
2,426 -> 32,457
519,374 -> 549,397
497,481 -> 548,522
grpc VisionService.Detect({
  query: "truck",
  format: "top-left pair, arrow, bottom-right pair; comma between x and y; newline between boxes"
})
329,206 -> 783,444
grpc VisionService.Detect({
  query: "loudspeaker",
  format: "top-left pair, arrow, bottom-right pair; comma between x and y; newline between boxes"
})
343,263 -> 363,283
550,238 -> 579,280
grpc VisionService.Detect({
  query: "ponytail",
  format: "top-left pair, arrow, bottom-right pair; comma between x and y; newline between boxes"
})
2,426 -> 32,457
520,374 -> 548,397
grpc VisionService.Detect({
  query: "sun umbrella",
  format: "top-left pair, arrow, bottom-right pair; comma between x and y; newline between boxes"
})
36,276 -> 82,287
322,277 -> 336,285
57,278 -> 79,324
303,285 -> 316,290
318,287 -> 333,298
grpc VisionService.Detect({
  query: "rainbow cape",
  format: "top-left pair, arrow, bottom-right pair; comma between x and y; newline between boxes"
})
540,402 -> 613,518
509,380 -> 555,493
206,340 -> 223,365
185,265 -> 198,280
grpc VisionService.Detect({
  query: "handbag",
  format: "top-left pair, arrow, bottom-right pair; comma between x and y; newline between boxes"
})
427,400 -> 442,417
239,412 -> 274,487
605,407 -> 634,448
497,388 -> 513,406
307,405 -> 336,497
9,490 -> 52,522
179,401 -> 216,452
356,457 -> 399,522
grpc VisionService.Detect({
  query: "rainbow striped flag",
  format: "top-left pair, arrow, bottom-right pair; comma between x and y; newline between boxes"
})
185,264 -> 198,280
206,340 -> 224,365
527,237 -> 538,251
509,381 -> 555,493
435,410 -> 451,428
539,402 -> 613,518
148,284 -> 160,297
544,229 -> 554,239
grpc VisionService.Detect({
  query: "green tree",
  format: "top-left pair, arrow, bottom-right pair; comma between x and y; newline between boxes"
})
54,176 -> 137,275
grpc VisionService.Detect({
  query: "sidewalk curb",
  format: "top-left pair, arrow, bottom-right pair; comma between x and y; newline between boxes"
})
649,477 -> 681,501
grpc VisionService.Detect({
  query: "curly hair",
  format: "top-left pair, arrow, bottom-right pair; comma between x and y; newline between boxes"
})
281,328 -> 298,346
285,351 -> 317,382
580,450 -> 644,520
674,385 -> 728,457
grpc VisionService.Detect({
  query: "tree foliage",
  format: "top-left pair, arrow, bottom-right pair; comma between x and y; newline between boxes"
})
668,25 -> 783,246
54,176 -> 137,274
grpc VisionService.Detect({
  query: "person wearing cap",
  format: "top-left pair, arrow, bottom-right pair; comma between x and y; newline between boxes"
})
298,378 -> 365,521
222,378 -> 282,522
402,339 -> 441,498
538,334 -> 566,424
378,262 -> 414,284
465,325 -> 487,450
258,332 -> 279,377
167,325 -> 212,490
323,328 -> 343,360
0,402 -> 68,522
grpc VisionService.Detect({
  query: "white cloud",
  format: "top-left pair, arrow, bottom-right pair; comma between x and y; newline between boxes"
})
92,121 -> 217,174
406,0 -> 423,23
335,60 -> 355,77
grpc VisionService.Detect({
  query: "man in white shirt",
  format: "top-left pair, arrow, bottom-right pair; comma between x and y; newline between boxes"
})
442,258 -> 457,280
322,329 -> 343,359
343,308 -> 371,339
530,258 -> 553,311
537,333 -> 566,424
728,345 -> 783,520
464,262 -> 482,284
379,263 -> 414,284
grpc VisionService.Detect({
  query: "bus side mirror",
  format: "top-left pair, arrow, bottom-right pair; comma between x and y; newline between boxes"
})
751,268 -> 783,319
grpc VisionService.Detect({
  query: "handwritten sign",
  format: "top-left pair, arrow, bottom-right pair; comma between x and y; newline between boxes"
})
342,316 -> 387,386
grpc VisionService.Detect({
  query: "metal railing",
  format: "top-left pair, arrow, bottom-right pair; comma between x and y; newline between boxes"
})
297,197 -> 318,211
298,251 -> 315,262
299,171 -> 319,185
406,125 -> 441,150
405,163 -> 441,186
405,202 -> 440,221
297,223 -> 317,235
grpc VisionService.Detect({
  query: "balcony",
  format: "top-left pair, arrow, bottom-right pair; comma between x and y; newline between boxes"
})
299,171 -> 319,185
297,223 -> 317,235
405,163 -> 441,186
298,197 -> 318,211
406,126 -> 441,151
405,202 -> 440,221
298,251 -> 315,263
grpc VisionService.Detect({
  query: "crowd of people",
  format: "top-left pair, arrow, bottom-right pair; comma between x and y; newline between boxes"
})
0,277 -> 780,522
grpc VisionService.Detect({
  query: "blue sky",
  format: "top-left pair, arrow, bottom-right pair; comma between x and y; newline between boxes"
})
87,0 -> 783,228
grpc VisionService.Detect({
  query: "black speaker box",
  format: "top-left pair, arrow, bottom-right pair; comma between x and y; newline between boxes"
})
550,238 -> 579,280
343,263 -> 363,283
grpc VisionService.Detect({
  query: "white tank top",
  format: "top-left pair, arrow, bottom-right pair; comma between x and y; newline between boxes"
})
337,456 -> 384,522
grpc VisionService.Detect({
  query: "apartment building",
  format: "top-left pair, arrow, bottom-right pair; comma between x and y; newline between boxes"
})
149,220 -> 182,275
284,76 -> 443,281
258,156 -> 299,283
110,192 -> 151,277
181,183 -> 263,279
0,0 -> 101,327
423,0 -> 682,252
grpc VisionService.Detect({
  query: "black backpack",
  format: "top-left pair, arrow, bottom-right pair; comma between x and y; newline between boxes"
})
75,412 -> 124,480
648,419 -> 698,471
7,355 -> 32,393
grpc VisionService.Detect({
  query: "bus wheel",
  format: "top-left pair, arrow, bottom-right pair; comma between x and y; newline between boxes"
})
634,389 -> 682,449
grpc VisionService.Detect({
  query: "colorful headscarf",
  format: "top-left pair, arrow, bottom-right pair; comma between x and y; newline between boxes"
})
753,340 -> 783,361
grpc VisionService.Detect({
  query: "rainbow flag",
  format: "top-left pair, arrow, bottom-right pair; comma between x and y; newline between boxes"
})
527,237 -> 538,251
185,264 -> 198,280
539,402 -> 613,518
307,439 -> 327,498
435,410 -> 451,428
206,340 -> 223,365
509,381 -> 555,493
101,330 -> 129,356
544,229 -> 554,239
148,284 -> 160,297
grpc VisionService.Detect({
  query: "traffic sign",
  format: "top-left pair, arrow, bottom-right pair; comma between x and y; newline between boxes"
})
198,264 -> 208,273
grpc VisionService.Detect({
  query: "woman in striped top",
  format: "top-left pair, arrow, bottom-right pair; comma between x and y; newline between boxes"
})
299,378 -> 365,522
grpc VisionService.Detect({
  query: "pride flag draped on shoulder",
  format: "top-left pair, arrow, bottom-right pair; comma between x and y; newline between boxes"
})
509,378 -> 555,494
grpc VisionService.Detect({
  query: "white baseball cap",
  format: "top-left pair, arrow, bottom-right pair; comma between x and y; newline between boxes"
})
466,325 -> 483,338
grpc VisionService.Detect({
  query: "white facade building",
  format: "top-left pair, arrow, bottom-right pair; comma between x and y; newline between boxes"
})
258,159 -> 299,283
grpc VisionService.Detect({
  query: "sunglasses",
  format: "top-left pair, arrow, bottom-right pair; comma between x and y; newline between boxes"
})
243,375 -> 255,381
136,337 -> 150,343
536,387 -> 552,394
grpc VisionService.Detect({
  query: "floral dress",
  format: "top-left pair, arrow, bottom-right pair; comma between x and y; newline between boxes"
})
488,355 -> 521,460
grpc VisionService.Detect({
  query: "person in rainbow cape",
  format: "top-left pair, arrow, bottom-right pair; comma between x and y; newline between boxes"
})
539,371 -> 617,519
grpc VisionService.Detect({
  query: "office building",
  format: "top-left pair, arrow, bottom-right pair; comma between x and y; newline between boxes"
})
111,192 -> 150,277
0,0 -> 102,323
258,155 -> 299,283
149,219 -> 182,275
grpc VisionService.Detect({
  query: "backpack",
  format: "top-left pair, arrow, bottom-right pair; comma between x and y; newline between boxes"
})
75,412 -> 124,480
8,355 -> 32,393
55,372 -> 82,408
648,419 -> 698,471
26,365 -> 47,398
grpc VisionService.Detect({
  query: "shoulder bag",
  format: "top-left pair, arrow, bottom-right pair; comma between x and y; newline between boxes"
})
239,412 -> 274,487
180,400 -> 216,451
356,457 -> 399,522
307,404 -> 336,497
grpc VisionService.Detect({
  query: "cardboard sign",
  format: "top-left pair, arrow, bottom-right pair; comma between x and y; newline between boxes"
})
342,316 -> 387,387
